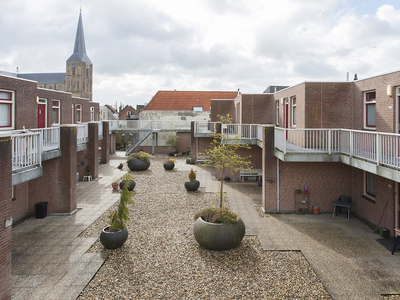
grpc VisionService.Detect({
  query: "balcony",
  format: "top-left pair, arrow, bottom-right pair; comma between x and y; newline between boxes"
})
274,128 -> 400,181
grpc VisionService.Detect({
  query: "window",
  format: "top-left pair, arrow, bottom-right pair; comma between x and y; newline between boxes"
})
275,100 -> 279,125
71,104 -> 74,123
365,172 -> 376,200
52,100 -> 60,125
76,104 -> 82,123
193,106 -> 203,111
90,107 -> 94,121
0,90 -> 14,129
291,96 -> 296,126
72,67 -> 76,75
364,91 -> 376,129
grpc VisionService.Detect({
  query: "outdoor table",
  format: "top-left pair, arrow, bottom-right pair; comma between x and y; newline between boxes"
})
330,201 -> 352,221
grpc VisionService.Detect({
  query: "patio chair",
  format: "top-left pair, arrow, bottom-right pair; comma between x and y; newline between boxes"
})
330,195 -> 352,221
392,229 -> 400,255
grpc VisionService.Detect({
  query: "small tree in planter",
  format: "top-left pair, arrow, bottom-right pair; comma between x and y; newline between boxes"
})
100,181 -> 134,249
185,168 -> 200,191
166,130 -> 179,156
194,114 -> 252,250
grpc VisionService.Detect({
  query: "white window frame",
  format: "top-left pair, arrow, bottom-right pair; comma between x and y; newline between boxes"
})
364,171 -> 376,201
52,100 -> 60,125
71,104 -> 74,123
0,89 -> 15,130
76,104 -> 82,123
364,91 -> 376,130
90,107 -> 95,121
193,106 -> 203,111
291,96 -> 296,127
275,100 -> 279,125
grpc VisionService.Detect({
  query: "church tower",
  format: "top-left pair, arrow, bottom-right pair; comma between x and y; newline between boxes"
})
66,11 -> 93,100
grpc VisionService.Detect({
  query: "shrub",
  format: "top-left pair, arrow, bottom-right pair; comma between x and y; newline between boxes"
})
188,168 -> 197,182
127,151 -> 151,163
194,207 -> 238,224
164,158 -> 176,163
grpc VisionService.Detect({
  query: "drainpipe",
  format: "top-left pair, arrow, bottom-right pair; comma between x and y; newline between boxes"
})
277,159 -> 280,212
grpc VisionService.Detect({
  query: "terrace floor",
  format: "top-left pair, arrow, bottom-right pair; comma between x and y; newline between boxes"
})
11,152 -> 400,299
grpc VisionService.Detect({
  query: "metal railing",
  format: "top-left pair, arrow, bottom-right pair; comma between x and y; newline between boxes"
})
32,127 -> 60,152
195,122 -> 217,133
11,130 -> 42,171
221,124 -> 259,140
275,128 -> 400,169
125,121 -> 153,155
96,121 -> 103,139
76,123 -> 88,145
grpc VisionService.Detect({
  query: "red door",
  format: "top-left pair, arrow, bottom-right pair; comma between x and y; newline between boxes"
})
38,103 -> 46,128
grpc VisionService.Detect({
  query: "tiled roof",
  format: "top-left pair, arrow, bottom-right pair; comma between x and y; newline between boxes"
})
143,91 -> 238,111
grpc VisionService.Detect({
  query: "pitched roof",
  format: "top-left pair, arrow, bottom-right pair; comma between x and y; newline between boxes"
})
17,73 -> 66,84
143,91 -> 238,111
67,11 -> 92,64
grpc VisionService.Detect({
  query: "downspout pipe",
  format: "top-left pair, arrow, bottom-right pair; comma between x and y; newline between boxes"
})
277,158 -> 280,212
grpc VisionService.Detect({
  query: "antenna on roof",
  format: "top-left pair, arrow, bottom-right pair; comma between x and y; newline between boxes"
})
354,74 -> 358,81
16,66 -> 19,75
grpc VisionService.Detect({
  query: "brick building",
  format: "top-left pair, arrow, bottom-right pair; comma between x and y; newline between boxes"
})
191,70 -> 400,238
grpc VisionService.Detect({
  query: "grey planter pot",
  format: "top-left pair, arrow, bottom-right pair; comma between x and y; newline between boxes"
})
128,159 -> 150,171
193,217 -> 245,251
164,162 -> 175,170
185,180 -> 200,191
100,227 -> 128,249
119,180 -> 135,191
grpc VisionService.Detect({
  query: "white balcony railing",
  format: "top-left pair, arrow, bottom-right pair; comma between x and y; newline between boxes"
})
11,130 -> 42,171
222,124 -> 259,140
76,123 -> 88,145
96,121 -> 103,139
275,128 -> 400,170
195,122 -> 217,133
32,127 -> 60,152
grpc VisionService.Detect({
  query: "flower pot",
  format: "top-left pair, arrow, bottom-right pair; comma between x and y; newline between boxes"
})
163,162 -> 175,170
193,217 -> 245,251
185,180 -> 200,191
313,207 -> 319,215
119,180 -> 135,191
112,182 -> 119,190
100,227 -> 128,249
128,159 -> 150,171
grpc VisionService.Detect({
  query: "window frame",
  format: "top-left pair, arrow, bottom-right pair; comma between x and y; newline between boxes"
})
76,104 -> 82,123
364,91 -> 376,130
0,89 -> 15,130
90,107 -> 95,121
291,96 -> 296,127
275,100 -> 279,125
192,106 -> 203,111
52,100 -> 60,125
364,171 -> 376,201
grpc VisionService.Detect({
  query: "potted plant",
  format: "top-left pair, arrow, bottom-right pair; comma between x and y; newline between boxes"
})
166,130 -> 179,156
111,178 -> 119,190
193,114 -> 251,250
185,168 -> 200,191
119,173 -> 135,191
100,182 -> 134,249
164,158 -> 176,170
127,151 -> 151,171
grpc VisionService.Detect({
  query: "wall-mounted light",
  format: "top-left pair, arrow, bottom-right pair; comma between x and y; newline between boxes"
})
387,85 -> 392,97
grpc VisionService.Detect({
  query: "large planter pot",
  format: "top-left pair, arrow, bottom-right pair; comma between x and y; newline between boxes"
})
100,227 -> 128,249
128,159 -> 150,171
185,180 -> 200,191
119,180 -> 135,191
168,149 -> 178,156
164,162 -> 175,170
193,217 -> 245,251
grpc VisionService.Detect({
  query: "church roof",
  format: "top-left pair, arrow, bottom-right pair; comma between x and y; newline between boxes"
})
67,11 -> 92,64
143,91 -> 238,111
17,73 -> 66,84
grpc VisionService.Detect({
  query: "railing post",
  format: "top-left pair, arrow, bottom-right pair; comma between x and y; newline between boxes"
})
283,128 -> 287,154
328,129 -> 331,154
350,131 -> 353,158
376,132 -> 380,165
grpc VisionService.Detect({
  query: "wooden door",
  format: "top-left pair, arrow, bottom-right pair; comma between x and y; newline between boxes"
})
38,103 -> 46,128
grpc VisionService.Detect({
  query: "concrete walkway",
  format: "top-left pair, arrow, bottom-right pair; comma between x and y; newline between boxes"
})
11,153 -> 400,299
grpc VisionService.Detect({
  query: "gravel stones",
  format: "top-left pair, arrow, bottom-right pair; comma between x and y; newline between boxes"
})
78,155 -> 331,299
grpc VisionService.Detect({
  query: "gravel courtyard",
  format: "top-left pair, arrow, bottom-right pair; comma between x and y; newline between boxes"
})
78,155 -> 331,299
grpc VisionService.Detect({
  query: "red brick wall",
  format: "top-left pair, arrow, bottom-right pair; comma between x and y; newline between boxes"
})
263,126 -> 278,211
37,89 -> 73,126
278,162 -> 353,212
210,100 -> 235,122
0,75 -> 37,130
12,183 -> 29,220
354,71 -> 400,132
0,133 -> 12,300
275,83 -> 306,129
350,168 -> 396,233
240,94 -> 275,124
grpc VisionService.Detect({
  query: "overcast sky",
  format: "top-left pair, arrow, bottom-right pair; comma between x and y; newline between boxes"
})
1,0 -> 399,108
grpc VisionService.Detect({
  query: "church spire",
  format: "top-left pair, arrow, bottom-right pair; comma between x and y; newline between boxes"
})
67,11 -> 92,64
